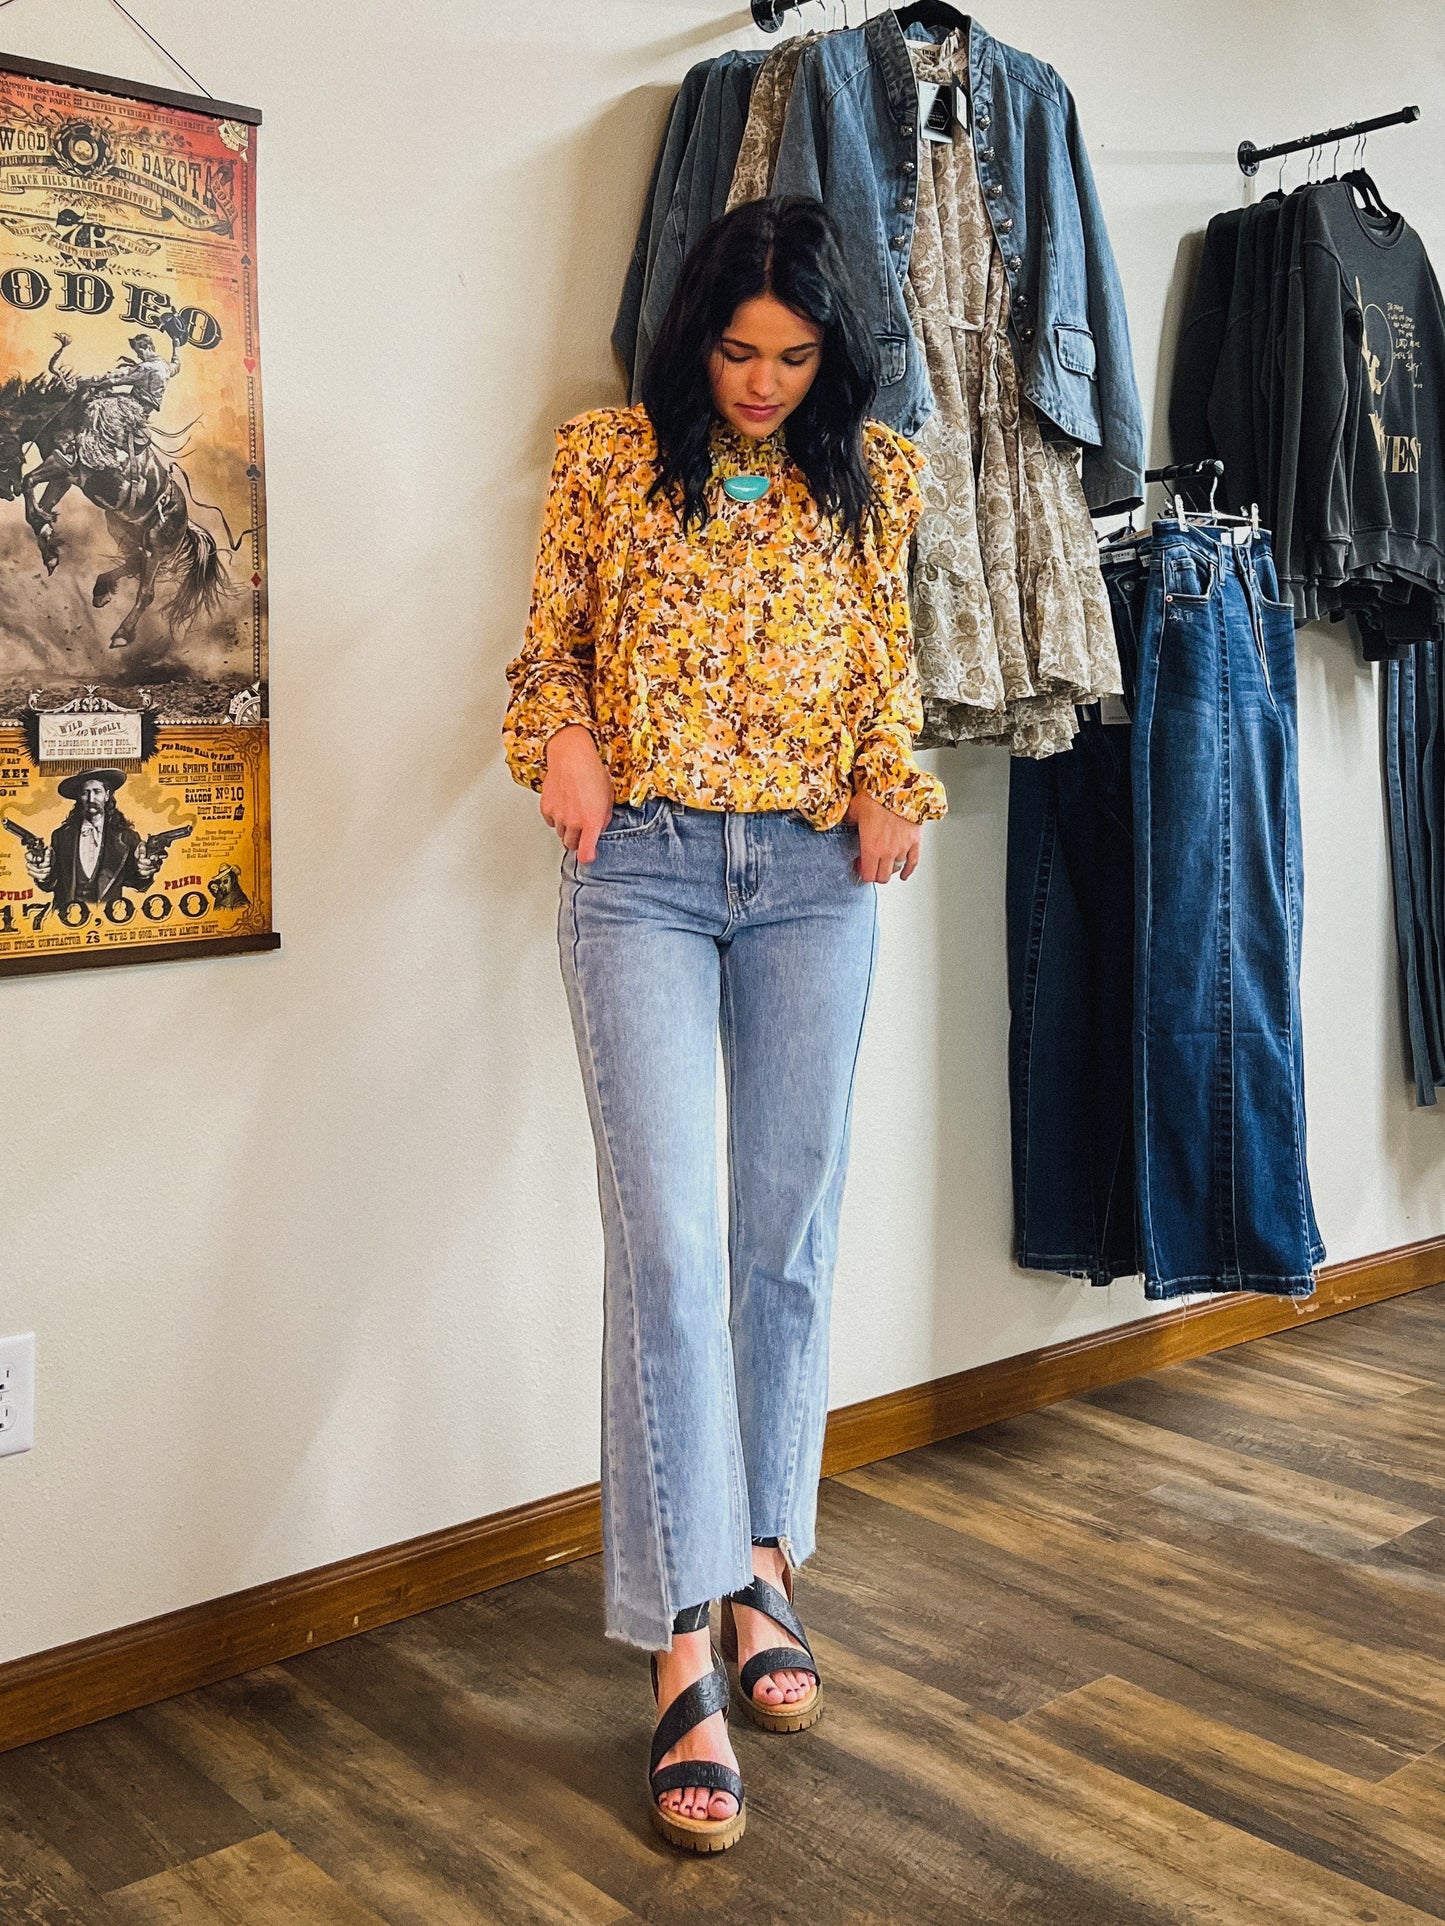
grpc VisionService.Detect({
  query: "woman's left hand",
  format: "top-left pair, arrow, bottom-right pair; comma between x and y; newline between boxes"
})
847,788 -> 923,884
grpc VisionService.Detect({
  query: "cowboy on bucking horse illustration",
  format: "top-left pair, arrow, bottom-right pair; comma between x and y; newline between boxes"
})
51,326 -> 184,510
0,312 -> 228,648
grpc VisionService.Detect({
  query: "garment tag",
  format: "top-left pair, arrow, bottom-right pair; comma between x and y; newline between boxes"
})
1098,693 -> 1132,727
918,78 -> 961,143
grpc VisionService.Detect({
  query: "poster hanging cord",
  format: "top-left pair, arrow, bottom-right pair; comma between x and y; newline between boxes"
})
0,0 -> 213,97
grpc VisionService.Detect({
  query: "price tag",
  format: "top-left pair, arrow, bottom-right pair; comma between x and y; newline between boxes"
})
918,79 -> 968,143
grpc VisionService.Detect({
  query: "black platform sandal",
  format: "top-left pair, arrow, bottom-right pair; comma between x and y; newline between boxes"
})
719,1563 -> 822,1735
648,1604 -> 746,1854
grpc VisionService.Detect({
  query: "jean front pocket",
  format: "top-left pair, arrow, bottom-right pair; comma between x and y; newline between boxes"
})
1162,551 -> 1216,604
597,798 -> 669,840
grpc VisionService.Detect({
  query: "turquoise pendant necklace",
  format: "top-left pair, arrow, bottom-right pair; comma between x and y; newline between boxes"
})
722,474 -> 770,503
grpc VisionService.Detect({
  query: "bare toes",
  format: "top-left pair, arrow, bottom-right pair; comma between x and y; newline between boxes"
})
710,1792 -> 738,1820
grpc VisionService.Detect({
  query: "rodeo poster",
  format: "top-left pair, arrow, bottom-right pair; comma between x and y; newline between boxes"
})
0,53 -> 275,976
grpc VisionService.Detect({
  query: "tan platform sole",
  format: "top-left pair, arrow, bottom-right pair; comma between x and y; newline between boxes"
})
649,1798 -> 747,1853
738,1680 -> 822,1735
719,1594 -> 824,1733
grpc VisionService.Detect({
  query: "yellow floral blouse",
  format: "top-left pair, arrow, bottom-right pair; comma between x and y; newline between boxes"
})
503,405 -> 948,830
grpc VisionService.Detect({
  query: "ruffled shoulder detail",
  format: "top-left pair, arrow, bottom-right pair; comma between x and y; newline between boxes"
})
862,418 -> 925,571
556,403 -> 656,466
551,406 -> 658,521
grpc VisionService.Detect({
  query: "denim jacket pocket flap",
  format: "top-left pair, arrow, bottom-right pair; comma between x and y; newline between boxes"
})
1054,323 -> 1097,379
875,331 -> 909,387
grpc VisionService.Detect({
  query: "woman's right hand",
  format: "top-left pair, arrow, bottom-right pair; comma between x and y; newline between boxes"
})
541,725 -> 614,863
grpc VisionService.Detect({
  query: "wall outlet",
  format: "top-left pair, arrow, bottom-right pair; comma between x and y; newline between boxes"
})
0,1332 -> 35,1457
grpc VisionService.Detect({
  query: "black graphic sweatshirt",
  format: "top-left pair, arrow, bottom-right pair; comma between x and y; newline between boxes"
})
1283,183 -> 1445,623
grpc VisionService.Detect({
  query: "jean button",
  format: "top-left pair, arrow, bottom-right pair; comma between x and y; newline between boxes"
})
987,182 -> 1002,198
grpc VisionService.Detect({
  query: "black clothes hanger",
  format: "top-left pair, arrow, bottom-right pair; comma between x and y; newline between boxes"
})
892,3 -> 972,34
1342,167 -> 1394,220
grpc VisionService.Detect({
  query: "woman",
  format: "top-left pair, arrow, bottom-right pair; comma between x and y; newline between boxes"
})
503,197 -> 947,1853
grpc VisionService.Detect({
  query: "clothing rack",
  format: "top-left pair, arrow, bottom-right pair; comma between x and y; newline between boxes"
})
751,0 -> 802,27
1237,105 -> 1420,176
1144,460 -> 1223,486
1089,462 -> 1223,520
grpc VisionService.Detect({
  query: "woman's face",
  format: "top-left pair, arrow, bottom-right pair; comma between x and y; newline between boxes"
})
708,293 -> 824,439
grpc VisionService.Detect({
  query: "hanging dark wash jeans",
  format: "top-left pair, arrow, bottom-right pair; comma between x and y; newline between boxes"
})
1384,641 -> 1445,1106
1007,582 -> 1142,1286
1010,523 -> 1324,1299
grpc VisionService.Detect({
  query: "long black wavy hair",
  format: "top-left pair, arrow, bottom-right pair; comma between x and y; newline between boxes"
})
640,197 -> 881,544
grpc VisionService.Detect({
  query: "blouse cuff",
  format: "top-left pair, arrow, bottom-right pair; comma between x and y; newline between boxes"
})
852,727 -> 948,825
503,684 -> 595,792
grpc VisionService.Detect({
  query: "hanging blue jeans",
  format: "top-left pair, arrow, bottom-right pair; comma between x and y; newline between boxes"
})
1007,582 -> 1141,1286
1384,641 -> 1445,1105
558,801 -> 878,1650
1130,525 -> 1323,1297
1009,523 -> 1323,1299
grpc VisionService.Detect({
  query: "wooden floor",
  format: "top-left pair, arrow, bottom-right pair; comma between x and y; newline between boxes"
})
6,1286 -> 1445,1925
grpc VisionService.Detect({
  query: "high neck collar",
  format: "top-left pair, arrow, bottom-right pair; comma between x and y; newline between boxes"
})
710,416 -> 788,470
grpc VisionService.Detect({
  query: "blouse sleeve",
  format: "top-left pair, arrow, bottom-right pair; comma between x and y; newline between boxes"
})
502,419 -> 604,792
850,428 -> 948,825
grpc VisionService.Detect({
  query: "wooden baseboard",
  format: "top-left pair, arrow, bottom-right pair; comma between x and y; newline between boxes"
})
3,1235 -> 1441,1755
821,1234 -> 1445,1477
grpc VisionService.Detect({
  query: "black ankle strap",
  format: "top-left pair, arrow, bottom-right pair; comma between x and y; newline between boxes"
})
671,1600 -> 711,1635
727,1576 -> 811,1655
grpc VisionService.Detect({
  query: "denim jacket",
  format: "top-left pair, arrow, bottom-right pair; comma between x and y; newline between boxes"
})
772,14 -> 1145,512
612,51 -> 764,395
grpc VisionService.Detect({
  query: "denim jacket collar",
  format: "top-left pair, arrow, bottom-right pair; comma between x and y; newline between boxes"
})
770,12 -> 1145,512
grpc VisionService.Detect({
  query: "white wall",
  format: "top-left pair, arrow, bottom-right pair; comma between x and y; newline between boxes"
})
3,0 -> 1444,1665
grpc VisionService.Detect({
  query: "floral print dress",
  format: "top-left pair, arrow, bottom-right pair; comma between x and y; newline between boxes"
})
904,32 -> 1121,756
727,35 -> 815,211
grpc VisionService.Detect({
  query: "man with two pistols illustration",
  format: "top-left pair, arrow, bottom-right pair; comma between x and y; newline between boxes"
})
3,767 -> 191,911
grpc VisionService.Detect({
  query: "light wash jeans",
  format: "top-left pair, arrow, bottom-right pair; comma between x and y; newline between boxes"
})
558,799 -> 879,1650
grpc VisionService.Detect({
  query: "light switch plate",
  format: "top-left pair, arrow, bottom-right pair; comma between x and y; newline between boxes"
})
0,1332 -> 35,1457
